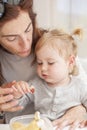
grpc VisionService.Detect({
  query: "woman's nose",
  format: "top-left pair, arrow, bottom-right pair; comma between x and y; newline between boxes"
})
19,35 -> 30,49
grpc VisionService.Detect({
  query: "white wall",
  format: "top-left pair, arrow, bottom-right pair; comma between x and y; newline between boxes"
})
33,0 -> 51,28
80,59 -> 87,74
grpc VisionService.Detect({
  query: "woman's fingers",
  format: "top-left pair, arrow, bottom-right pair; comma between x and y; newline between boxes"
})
0,87 -> 13,95
2,81 -> 16,88
0,83 -> 23,112
0,100 -> 23,111
0,87 -> 14,106
0,100 -> 18,111
0,94 -> 13,104
6,105 -> 23,112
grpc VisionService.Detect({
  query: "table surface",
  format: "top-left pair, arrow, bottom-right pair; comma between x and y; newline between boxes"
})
0,124 -> 87,130
0,124 -> 10,130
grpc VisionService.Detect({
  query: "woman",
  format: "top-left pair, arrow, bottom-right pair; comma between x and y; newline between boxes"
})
0,0 -> 86,129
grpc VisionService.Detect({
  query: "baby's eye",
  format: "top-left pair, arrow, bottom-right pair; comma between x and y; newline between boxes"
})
48,62 -> 55,65
37,62 -> 43,65
6,36 -> 17,41
37,60 -> 43,65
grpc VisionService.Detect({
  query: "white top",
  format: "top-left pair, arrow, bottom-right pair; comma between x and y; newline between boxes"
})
18,76 -> 87,121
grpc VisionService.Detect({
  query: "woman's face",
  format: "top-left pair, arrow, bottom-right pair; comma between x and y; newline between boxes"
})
0,11 -> 33,57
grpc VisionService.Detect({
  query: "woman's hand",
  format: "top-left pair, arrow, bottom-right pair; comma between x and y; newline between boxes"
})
52,105 -> 87,130
0,82 -> 23,112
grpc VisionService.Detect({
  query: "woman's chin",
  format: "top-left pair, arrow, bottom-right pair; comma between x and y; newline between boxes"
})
19,53 -> 30,57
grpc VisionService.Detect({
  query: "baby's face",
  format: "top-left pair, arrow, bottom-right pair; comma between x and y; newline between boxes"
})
36,43 -> 70,87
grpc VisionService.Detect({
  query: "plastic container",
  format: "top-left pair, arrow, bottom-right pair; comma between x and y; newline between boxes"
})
9,113 -> 54,130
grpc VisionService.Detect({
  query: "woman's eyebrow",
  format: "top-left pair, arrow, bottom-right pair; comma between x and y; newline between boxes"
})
1,34 -> 18,38
1,22 -> 32,37
25,22 -> 32,32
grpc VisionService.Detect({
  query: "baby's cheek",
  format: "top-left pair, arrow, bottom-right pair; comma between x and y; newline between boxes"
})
37,71 -> 41,77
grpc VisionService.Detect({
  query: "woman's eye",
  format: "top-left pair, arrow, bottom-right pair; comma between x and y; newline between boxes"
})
6,37 -> 16,41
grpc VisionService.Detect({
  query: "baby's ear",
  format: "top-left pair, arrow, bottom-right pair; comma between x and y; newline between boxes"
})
69,55 -> 75,65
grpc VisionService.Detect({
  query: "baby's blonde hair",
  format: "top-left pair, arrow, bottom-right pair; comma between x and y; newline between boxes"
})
35,29 -> 82,76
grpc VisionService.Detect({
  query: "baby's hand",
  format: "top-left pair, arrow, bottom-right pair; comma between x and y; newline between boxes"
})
12,81 -> 35,99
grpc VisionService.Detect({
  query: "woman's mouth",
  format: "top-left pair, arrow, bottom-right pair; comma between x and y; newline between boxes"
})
18,49 -> 30,56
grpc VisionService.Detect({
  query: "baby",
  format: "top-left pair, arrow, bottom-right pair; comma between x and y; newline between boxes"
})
12,29 -> 87,129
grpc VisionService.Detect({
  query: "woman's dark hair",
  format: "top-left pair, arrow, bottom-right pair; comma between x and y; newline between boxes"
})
0,0 -> 34,26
